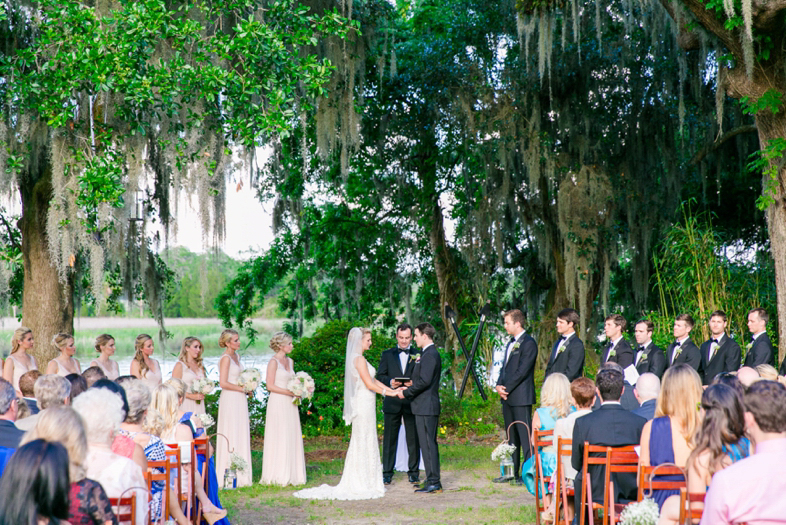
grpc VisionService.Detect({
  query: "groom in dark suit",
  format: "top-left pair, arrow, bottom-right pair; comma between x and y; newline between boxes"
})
701,310 -> 742,384
745,308 -> 775,368
494,309 -> 537,485
400,322 -> 442,493
376,323 -> 420,485
544,308 -> 585,382
666,314 -> 702,374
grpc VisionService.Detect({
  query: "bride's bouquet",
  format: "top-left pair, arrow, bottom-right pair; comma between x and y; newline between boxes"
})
237,368 -> 262,393
287,371 -> 315,406
190,379 -> 217,404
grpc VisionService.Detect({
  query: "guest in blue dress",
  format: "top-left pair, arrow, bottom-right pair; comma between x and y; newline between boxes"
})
657,383 -> 751,524
638,364 -> 704,509
521,373 -> 574,511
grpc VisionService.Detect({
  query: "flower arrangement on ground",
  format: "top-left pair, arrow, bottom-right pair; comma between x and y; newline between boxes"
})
491,442 -> 517,462
618,498 -> 659,525
229,452 -> 248,473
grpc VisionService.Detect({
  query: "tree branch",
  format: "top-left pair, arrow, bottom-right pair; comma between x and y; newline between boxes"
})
0,213 -> 21,253
690,125 -> 758,165
661,0 -> 743,58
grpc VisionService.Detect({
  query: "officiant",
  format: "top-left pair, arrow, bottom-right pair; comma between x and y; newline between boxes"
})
376,323 -> 420,485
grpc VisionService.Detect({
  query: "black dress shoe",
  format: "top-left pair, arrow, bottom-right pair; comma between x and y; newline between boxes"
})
408,474 -> 420,484
383,476 -> 392,485
415,483 -> 443,493
492,475 -> 514,483
510,479 -> 524,486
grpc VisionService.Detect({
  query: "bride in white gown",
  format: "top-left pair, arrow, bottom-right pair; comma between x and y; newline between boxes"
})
294,327 -> 402,500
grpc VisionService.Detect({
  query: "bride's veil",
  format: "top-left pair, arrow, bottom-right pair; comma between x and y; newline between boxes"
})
343,327 -> 364,425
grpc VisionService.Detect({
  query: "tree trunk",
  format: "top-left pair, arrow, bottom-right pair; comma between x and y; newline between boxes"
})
19,162 -> 74,370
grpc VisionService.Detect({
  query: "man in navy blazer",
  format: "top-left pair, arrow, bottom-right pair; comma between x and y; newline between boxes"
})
0,378 -> 23,449
376,323 -> 420,485
631,373 -> 660,420
493,309 -> 537,484
666,314 -> 702,375
744,308 -> 775,368
544,308 -> 585,382
572,368 -> 647,512
700,310 -> 742,385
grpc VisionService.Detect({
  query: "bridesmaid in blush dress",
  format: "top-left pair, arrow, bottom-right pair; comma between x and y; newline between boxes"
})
3,327 -> 37,395
260,331 -> 306,486
130,334 -> 162,391
45,333 -> 82,377
171,337 -> 208,415
215,329 -> 253,487
89,334 -> 120,380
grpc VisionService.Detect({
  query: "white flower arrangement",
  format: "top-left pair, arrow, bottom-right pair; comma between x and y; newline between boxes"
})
190,378 -> 217,396
237,368 -> 262,393
197,413 -> 215,429
491,442 -> 517,462
287,371 -> 316,406
229,452 -> 248,473
618,498 -> 659,525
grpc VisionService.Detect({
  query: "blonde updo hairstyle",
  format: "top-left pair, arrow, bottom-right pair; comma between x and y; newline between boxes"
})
218,329 -> 239,349
52,333 -> 74,353
94,334 -> 114,353
539,373 -> 574,419
165,378 -> 187,401
269,331 -> 293,352
147,383 -> 180,438
21,406 -> 88,482
11,327 -> 33,354
133,334 -> 153,378
177,337 -> 205,372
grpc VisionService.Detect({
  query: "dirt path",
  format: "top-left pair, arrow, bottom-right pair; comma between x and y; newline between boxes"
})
227,470 -> 536,525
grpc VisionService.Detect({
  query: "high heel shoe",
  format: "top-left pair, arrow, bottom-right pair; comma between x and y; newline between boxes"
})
203,508 -> 228,524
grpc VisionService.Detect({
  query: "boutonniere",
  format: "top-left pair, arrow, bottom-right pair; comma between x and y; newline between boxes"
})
511,342 -> 520,353
639,352 -> 648,361
409,353 -> 421,363
745,342 -> 753,351
675,346 -> 683,357
608,348 -> 616,358
556,344 -> 567,355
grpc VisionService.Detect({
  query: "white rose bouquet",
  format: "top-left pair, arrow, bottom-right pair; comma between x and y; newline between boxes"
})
190,378 -> 217,396
287,371 -> 315,406
237,368 -> 261,393
197,413 -> 215,429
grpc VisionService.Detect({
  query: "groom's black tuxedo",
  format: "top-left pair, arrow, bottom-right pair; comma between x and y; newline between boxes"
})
666,337 -> 702,375
601,339 -> 634,369
403,343 -> 441,485
544,333 -> 585,382
700,335 -> 741,384
743,333 -> 775,368
634,343 -> 667,379
376,346 -> 419,477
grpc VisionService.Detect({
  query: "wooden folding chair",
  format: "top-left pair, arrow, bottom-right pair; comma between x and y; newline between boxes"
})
164,445 -> 192,519
533,428 -> 555,525
192,436 -> 210,525
555,437 -> 574,525
637,463 -> 686,502
604,449 -> 639,523
678,487 -> 705,524
147,455 -> 174,525
580,444 -> 637,525
109,493 -> 137,525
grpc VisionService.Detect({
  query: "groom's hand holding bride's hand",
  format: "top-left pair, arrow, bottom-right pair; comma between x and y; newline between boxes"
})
395,388 -> 407,399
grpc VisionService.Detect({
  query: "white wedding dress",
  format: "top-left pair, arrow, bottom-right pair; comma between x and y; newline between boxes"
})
294,354 -> 385,500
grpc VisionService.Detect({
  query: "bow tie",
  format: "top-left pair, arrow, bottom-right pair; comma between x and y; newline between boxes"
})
509,337 -> 516,344
398,348 -> 410,354
674,341 -> 682,347
559,335 -> 567,341
607,340 -> 614,348
637,345 -> 645,352
711,338 -> 720,345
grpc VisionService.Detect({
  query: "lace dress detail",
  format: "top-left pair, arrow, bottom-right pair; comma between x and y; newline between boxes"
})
294,357 -> 384,500
68,478 -> 118,525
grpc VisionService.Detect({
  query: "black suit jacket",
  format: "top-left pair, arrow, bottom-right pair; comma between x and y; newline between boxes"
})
601,339 -> 634,369
700,335 -> 741,384
497,333 -> 538,406
666,338 -> 702,375
545,334 -> 585,381
634,343 -> 667,379
743,333 -> 775,368
403,344 -> 441,416
376,346 -> 417,414
0,419 -> 24,448
572,404 -> 647,503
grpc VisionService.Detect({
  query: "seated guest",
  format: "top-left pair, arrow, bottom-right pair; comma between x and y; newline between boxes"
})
82,365 -> 107,388
632,373 -> 660,420
711,372 -> 746,397
572,368 -> 647,512
16,374 -> 71,431
522,373 -> 573,507
639,364 -> 703,510
18,370 -> 40,415
21,406 -> 118,525
736,366 -> 760,387
701,380 -> 786,524
658,384 -> 750,525
90,379 -> 147,472
0,378 -> 23,449
72,388 -> 147,525
65,373 -> 88,402
0,439 -> 70,525
544,377 -> 595,523
755,364 -> 778,381
593,362 -> 639,411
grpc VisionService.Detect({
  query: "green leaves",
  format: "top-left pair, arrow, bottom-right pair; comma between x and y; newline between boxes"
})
741,90 -> 783,116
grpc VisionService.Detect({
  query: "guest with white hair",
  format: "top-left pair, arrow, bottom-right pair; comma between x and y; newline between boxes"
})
72,389 -> 147,525
736,366 -> 760,387
632,373 -> 661,420
0,378 -> 23,450
16,374 -> 71,431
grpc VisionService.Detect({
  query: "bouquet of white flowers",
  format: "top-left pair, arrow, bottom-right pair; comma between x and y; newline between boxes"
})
286,371 -> 315,406
197,413 -> 215,429
190,378 -> 217,397
491,442 -> 517,462
237,368 -> 261,393
618,498 -> 659,525
229,452 -> 248,473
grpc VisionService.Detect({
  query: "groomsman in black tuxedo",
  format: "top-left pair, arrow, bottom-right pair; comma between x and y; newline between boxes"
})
700,310 -> 742,385
633,320 -> 667,378
493,309 -> 537,485
376,323 -> 420,485
601,314 -> 634,368
544,308 -> 585,382
400,323 -> 442,493
666,314 -> 702,374
744,308 -> 775,368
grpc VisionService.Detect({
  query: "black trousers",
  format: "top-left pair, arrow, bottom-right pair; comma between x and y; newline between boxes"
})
382,411 -> 420,476
502,402 -> 532,478
415,414 -> 440,485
